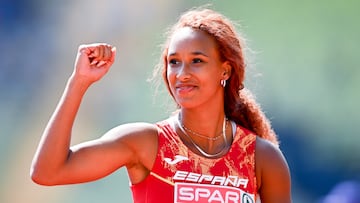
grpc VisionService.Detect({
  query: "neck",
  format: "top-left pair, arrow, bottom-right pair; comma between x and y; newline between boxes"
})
177,113 -> 229,158
179,107 -> 226,139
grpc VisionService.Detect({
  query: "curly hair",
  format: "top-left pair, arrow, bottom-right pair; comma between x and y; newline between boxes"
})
156,8 -> 278,146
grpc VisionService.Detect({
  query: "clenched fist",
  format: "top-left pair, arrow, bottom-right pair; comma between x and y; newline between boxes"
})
72,43 -> 116,85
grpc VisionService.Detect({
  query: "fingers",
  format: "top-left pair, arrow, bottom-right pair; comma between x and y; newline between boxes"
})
109,47 -> 116,64
79,43 -> 115,67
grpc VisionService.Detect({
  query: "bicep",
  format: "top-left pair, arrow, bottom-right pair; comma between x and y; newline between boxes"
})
256,138 -> 292,203
56,128 -> 136,184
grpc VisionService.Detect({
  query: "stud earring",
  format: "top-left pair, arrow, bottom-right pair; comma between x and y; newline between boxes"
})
220,79 -> 226,87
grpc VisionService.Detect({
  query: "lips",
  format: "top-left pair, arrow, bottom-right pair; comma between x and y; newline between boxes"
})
175,83 -> 197,94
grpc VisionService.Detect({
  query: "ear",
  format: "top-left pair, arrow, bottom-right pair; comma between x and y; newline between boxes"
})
221,61 -> 232,80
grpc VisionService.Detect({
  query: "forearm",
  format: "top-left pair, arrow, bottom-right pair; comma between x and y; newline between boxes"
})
31,43 -> 116,185
30,76 -> 90,183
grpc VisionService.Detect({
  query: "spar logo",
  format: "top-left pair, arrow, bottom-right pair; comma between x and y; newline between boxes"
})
174,182 -> 255,203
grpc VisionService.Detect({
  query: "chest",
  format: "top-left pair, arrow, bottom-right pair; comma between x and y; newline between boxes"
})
153,126 -> 257,192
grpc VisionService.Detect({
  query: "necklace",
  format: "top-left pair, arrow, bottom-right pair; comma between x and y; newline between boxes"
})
177,114 -> 228,158
181,121 -> 226,141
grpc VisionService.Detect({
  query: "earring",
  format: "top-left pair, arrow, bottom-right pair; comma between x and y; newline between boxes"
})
220,79 -> 226,87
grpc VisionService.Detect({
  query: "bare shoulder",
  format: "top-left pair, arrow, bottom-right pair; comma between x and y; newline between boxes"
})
256,137 -> 287,166
102,122 -> 159,141
101,122 -> 159,168
256,137 -> 292,202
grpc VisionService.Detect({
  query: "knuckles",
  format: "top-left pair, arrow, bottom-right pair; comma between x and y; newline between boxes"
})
78,43 -> 115,61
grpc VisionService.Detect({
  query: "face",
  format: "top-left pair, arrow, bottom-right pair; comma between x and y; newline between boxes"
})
166,27 -> 229,109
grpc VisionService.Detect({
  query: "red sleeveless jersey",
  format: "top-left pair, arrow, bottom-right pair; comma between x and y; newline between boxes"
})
130,117 -> 257,203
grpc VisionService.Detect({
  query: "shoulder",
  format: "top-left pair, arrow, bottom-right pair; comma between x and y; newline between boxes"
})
94,122 -> 161,183
255,137 -> 289,181
255,137 -> 292,202
104,122 -> 158,137
255,137 -> 284,163
102,122 -> 159,147
102,117 -> 175,149
101,122 -> 159,153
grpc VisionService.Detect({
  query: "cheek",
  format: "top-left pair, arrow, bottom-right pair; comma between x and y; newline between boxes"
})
166,68 -> 176,85
166,68 -> 176,88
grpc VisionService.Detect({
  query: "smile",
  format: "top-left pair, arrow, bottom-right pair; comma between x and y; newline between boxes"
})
175,84 -> 197,94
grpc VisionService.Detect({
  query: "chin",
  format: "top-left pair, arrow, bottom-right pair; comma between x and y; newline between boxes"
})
176,100 -> 201,109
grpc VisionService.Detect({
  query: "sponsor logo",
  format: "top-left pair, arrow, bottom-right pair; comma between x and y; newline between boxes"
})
174,182 -> 255,203
164,155 -> 189,165
173,171 -> 249,189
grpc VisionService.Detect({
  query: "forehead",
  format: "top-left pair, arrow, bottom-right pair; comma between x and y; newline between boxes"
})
167,27 -> 218,56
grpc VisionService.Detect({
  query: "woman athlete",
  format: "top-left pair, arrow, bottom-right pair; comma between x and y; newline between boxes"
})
31,8 -> 291,203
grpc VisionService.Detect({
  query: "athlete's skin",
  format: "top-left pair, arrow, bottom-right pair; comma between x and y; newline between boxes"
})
31,13 -> 291,203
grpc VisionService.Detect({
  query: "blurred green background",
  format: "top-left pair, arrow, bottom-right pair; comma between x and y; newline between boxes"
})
0,0 -> 359,202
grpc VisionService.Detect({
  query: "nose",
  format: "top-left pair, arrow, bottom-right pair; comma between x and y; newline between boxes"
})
176,62 -> 191,81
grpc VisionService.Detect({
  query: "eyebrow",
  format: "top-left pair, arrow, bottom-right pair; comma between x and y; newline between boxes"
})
168,51 -> 209,57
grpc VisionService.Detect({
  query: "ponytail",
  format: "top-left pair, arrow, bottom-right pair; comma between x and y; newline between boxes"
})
226,88 -> 279,146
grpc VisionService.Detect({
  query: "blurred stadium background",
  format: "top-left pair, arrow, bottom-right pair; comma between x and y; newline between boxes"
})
0,0 -> 359,202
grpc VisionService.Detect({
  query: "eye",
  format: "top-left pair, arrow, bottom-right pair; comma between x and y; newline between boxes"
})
192,58 -> 203,63
169,59 -> 179,65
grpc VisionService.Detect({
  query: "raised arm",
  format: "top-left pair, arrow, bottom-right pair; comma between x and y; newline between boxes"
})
30,44 -> 157,185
